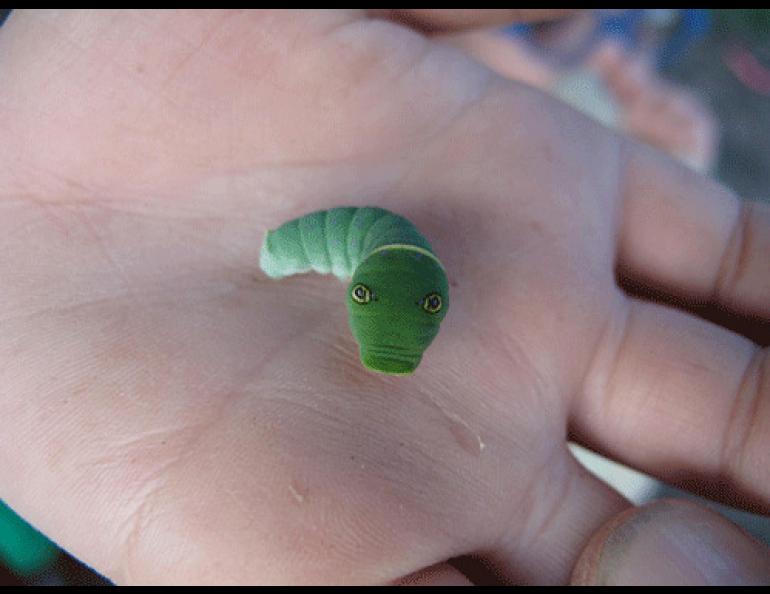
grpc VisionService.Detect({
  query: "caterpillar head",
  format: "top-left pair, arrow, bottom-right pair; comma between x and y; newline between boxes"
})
346,248 -> 449,375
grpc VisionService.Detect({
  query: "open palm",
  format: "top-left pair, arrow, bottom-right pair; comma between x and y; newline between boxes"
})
1,10 -> 768,585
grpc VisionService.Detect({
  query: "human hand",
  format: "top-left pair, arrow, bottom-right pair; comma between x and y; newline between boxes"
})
0,9 -> 768,585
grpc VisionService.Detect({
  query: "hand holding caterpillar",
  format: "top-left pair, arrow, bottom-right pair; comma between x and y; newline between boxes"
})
260,207 -> 449,375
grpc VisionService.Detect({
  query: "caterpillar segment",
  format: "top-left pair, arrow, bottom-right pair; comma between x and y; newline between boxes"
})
260,207 -> 449,375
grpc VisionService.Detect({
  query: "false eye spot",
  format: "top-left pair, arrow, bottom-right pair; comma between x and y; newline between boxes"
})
421,292 -> 442,314
351,283 -> 372,305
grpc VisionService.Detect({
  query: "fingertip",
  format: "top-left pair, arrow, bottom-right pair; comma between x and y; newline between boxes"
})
571,499 -> 770,586
585,39 -> 625,77
569,504 -> 639,586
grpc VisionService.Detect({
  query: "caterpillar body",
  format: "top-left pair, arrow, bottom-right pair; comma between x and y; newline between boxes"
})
260,207 -> 449,375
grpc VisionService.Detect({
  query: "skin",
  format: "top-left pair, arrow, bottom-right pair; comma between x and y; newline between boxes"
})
0,9 -> 769,585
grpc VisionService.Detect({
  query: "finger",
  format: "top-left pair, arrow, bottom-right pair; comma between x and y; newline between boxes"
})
571,499 -> 770,585
619,142 -> 770,319
575,296 -> 770,512
466,448 -> 629,585
585,39 -> 625,79
369,9 -> 575,34
439,30 -> 558,90
592,44 -> 653,105
622,88 -> 695,153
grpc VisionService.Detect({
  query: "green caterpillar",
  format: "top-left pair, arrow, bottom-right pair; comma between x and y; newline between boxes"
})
260,207 -> 449,375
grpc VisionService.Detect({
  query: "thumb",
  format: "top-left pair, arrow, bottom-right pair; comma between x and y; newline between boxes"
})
571,499 -> 770,586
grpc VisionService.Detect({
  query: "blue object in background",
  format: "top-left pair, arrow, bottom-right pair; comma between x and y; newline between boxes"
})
0,500 -> 58,577
658,9 -> 711,70
595,8 -> 645,48
504,9 -> 711,72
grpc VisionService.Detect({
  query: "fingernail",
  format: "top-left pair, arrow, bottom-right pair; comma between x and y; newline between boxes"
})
578,500 -> 770,586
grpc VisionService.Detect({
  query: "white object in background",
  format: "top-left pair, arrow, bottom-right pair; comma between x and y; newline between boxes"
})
568,442 -> 658,505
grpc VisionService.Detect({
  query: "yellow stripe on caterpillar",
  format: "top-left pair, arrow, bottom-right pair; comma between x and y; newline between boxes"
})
365,244 -> 445,271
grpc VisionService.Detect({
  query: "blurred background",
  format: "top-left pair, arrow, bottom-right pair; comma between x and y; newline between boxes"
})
0,8 -> 768,586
